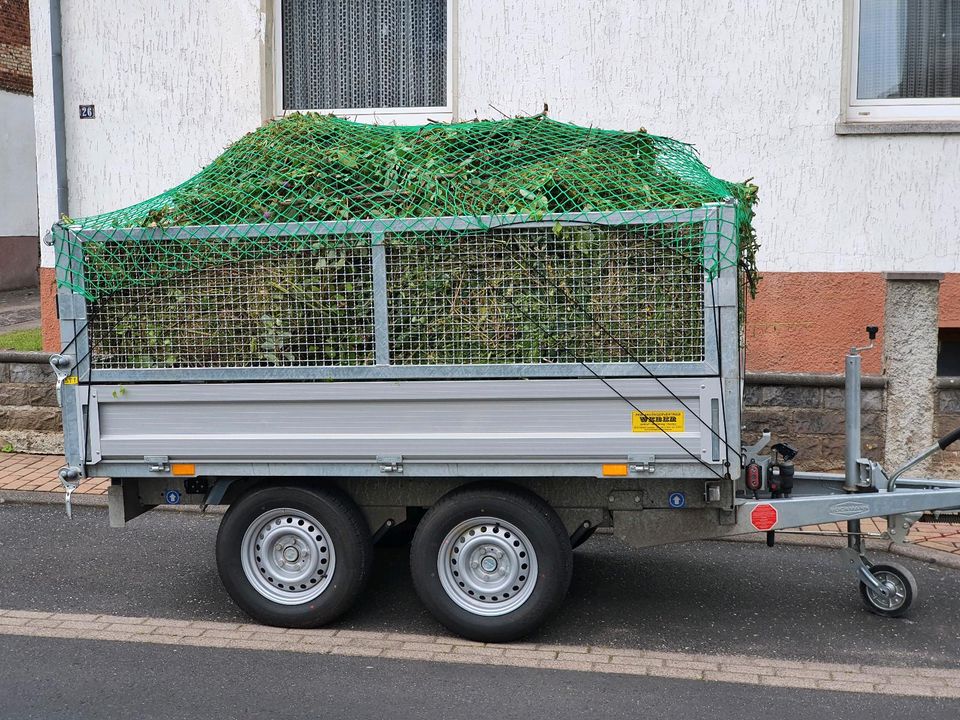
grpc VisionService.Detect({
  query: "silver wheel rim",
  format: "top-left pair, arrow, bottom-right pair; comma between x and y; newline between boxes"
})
240,508 -> 336,605
437,516 -> 538,617
866,570 -> 908,611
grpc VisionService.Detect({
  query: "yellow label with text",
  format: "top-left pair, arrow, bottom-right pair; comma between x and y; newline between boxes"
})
632,410 -> 684,433
63,376 -> 79,385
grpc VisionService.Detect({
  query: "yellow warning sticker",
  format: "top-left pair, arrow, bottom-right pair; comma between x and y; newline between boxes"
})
632,410 -> 685,433
63,376 -> 79,385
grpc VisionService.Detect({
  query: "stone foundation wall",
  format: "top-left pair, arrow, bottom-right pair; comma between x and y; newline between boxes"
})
742,373 -> 886,473
0,352 -> 62,454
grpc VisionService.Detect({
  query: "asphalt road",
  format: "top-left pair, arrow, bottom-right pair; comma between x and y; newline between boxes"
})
1,501 -> 959,667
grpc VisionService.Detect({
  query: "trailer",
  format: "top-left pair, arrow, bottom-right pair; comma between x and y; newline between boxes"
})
48,115 -> 960,641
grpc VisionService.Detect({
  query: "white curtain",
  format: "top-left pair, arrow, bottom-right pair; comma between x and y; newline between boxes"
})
858,0 -> 959,99
281,0 -> 447,111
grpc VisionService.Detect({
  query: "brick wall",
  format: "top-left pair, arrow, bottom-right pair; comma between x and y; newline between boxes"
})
742,373 -> 886,473
0,0 -> 31,95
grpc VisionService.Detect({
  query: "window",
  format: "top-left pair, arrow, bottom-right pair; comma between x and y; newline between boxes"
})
939,328 -> 960,376
275,0 -> 454,123
845,0 -> 960,122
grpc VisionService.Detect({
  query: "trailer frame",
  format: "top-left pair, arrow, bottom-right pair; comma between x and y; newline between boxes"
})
45,201 -> 960,638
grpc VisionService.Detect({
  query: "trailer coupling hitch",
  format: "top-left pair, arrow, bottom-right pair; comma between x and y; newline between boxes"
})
57,466 -> 82,519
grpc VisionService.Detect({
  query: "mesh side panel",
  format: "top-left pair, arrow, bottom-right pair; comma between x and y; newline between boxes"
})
84,225 -> 705,372
385,226 -> 705,365
87,245 -> 375,369
281,0 -> 447,110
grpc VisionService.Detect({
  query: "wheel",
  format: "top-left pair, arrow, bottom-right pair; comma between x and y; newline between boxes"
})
859,562 -> 918,618
216,485 -> 373,628
410,484 -> 573,643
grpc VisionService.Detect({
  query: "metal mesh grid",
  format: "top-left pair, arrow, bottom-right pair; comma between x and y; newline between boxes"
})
281,0 -> 447,110
87,244 -> 375,370
385,225 -> 705,365
84,224 -> 706,371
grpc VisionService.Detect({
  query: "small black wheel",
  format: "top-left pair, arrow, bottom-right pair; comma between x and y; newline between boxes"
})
410,484 -> 573,643
859,562 -> 918,618
216,485 -> 373,628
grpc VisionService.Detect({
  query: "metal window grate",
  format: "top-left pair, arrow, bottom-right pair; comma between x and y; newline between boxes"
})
84,223 -> 706,372
87,245 -> 375,370
281,0 -> 447,111
385,226 -> 705,365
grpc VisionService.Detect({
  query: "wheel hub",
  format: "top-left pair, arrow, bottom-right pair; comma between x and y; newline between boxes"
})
280,542 -> 302,564
437,517 -> 538,617
867,571 -> 907,610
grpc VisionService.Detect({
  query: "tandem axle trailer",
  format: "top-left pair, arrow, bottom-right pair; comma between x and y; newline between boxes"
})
48,206 -> 960,641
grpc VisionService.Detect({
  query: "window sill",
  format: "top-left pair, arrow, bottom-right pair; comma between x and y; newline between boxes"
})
278,111 -> 454,126
835,120 -> 960,135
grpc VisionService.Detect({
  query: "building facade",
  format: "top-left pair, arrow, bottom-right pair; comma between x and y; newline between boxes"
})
28,0 -> 960,471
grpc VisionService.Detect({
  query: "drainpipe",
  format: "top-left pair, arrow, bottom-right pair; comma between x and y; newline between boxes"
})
50,0 -> 68,217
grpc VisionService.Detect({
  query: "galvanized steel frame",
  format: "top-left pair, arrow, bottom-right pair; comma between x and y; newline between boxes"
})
57,207 -> 736,383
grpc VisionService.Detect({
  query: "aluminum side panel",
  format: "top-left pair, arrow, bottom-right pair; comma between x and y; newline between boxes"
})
92,378 -> 729,467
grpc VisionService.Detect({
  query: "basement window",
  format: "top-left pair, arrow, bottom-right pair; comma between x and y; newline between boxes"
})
938,328 -> 960,376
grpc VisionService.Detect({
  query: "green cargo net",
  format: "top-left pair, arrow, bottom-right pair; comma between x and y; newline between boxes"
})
53,113 -> 757,304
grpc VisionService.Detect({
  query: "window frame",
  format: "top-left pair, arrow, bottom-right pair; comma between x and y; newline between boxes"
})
272,0 -> 456,124
843,0 -> 960,123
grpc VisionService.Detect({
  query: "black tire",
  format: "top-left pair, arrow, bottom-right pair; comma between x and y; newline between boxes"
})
859,562 -> 918,618
216,485 -> 373,628
410,484 -> 573,643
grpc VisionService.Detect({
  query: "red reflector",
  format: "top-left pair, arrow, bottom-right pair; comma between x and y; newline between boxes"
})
750,504 -> 778,531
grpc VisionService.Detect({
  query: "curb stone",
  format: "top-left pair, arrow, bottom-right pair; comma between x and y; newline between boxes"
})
717,528 -> 960,570
0,609 -> 959,698
0,489 -> 226,515
1,488 -> 958,568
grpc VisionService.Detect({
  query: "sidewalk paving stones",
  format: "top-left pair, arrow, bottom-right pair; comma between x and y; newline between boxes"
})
0,452 -> 109,494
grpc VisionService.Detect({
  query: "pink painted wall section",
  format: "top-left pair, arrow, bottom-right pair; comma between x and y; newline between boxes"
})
941,274 -> 960,328
745,273 -> 886,375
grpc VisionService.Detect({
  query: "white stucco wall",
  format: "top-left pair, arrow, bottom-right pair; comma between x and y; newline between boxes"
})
31,0 -> 265,266
31,0 -> 960,273
28,0 -> 56,265
457,1 -> 960,274
0,89 -> 38,237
